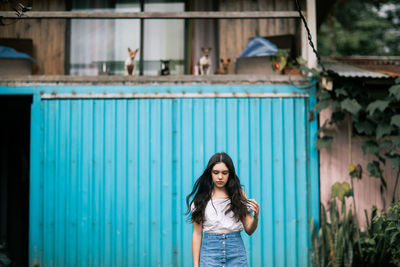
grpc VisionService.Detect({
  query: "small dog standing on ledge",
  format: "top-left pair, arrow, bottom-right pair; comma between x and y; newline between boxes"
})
125,48 -> 139,76
195,47 -> 212,75
215,58 -> 231,74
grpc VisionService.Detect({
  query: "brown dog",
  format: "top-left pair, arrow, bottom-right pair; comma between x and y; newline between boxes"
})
215,58 -> 231,74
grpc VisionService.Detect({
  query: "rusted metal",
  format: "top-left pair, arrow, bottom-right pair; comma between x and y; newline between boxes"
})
326,56 -> 400,78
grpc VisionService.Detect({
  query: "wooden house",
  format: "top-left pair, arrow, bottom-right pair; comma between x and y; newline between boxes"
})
0,0 -> 319,75
0,1 -> 323,266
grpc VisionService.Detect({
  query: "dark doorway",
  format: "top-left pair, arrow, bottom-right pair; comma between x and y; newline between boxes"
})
0,95 -> 31,267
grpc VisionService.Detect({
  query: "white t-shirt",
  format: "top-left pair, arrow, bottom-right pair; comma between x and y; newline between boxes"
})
192,198 -> 244,233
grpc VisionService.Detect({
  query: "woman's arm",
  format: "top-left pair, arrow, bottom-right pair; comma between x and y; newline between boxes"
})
192,221 -> 203,267
241,190 -> 260,236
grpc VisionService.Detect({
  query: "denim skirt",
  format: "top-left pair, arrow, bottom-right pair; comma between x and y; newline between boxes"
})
200,231 -> 248,267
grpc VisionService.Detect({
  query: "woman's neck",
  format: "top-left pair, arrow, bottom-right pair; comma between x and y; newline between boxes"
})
211,186 -> 228,199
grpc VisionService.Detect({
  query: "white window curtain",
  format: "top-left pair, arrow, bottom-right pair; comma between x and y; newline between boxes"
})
69,4 -> 140,76
69,2 -> 184,76
143,3 -> 185,75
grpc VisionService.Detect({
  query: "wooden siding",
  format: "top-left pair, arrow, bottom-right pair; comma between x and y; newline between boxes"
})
319,108 -> 400,228
0,0 -> 66,75
218,0 -> 301,73
0,11 -> 303,19
0,0 -> 307,75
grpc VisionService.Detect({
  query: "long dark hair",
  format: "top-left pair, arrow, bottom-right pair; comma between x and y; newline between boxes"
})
186,152 -> 248,224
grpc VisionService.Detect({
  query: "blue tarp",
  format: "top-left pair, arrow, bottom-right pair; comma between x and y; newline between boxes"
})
0,45 -> 36,62
237,36 -> 278,58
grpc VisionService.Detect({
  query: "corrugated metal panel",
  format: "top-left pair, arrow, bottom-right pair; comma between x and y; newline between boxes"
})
31,94 -> 315,266
323,61 -> 390,78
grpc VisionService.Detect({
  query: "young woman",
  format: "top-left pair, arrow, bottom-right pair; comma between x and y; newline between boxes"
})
186,152 -> 260,267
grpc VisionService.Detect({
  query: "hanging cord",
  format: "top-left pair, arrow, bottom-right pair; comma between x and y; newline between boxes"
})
294,0 -> 326,73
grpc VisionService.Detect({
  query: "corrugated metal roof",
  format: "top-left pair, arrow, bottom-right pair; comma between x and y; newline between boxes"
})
322,56 -> 400,78
323,61 -> 391,78
352,64 -> 400,77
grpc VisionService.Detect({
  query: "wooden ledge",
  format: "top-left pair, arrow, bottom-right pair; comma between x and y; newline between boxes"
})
0,75 -> 309,86
0,11 -> 303,19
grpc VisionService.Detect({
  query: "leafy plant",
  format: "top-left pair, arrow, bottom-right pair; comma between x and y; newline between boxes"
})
357,201 -> 400,266
312,185 -> 400,266
312,182 -> 357,267
271,49 -> 289,71
307,47 -> 400,267
313,76 -> 400,208
271,49 -> 304,73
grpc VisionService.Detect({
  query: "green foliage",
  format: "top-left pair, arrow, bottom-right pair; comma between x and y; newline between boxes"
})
314,76 -> 400,208
366,100 -> 390,116
332,182 -> 353,202
311,34 -> 400,264
270,49 -> 289,71
388,156 -> 400,170
391,114 -> 400,128
394,135 -> 400,147
312,193 -> 358,267
354,121 -> 374,136
316,135 -> 334,150
314,99 -> 331,112
330,111 -> 346,125
380,140 -> 393,149
340,98 -> 362,116
361,141 -> 379,156
312,187 -> 400,267
358,201 -> 400,266
311,76 -> 400,266
335,88 -> 348,97
376,123 -> 393,139
318,0 -> 400,56
367,161 -> 382,178
389,85 -> 400,101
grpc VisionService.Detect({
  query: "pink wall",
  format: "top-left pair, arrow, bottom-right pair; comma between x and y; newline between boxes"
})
319,107 -> 400,228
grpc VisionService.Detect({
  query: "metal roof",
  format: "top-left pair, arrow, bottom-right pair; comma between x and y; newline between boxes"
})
322,56 -> 400,78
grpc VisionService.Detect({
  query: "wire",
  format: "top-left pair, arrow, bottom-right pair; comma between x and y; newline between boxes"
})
294,0 -> 326,73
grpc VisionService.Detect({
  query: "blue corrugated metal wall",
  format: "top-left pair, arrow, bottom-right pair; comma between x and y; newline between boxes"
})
0,84 -> 318,267
36,97 -> 311,266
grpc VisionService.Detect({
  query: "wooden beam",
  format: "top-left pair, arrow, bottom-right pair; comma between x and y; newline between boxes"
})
307,0 -> 318,68
0,11 -> 303,19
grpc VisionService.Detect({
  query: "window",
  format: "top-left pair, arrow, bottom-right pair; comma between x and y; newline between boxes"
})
69,0 -> 185,76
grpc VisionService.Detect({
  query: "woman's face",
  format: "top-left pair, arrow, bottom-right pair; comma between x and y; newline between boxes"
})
211,162 -> 229,188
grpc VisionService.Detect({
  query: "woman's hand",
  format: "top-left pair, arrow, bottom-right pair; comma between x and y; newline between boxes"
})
247,199 -> 260,219
241,191 -> 260,236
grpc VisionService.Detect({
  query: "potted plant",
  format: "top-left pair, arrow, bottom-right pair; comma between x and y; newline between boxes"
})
271,49 -> 303,75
